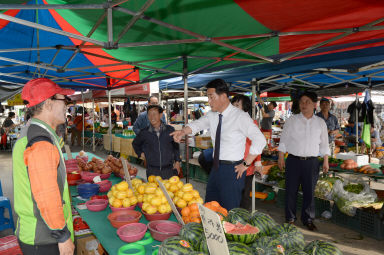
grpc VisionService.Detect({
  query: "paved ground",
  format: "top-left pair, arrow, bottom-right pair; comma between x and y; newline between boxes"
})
2,144 -> 384,254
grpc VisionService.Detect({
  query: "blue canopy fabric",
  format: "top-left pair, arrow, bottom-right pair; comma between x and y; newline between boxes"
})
159,45 -> 384,95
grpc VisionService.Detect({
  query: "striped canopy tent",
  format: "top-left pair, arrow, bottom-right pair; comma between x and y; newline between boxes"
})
0,0 -> 383,91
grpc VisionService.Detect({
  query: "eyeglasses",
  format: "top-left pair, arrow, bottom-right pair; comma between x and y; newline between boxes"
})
50,96 -> 71,105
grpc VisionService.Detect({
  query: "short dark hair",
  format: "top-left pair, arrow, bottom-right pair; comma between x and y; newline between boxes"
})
299,91 -> 318,103
147,104 -> 163,114
270,101 -> 277,108
8,112 -> 15,118
27,101 -> 45,117
148,95 -> 158,103
231,94 -> 251,113
206,79 -> 229,97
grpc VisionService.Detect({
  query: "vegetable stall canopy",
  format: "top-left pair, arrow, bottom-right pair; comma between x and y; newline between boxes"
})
0,0 -> 383,91
159,45 -> 384,97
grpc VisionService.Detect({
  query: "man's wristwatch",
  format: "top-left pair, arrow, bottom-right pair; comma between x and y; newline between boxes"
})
243,161 -> 251,167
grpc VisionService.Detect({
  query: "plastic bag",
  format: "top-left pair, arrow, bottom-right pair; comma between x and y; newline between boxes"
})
332,179 -> 377,216
315,180 -> 333,200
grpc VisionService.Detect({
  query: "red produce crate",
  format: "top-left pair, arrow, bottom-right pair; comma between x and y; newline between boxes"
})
0,235 -> 22,255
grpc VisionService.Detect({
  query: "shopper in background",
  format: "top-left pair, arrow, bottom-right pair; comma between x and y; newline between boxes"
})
278,91 -> 329,231
132,105 -> 181,179
133,96 -> 166,135
316,97 -> 340,143
256,93 -> 277,132
13,78 -> 75,255
231,94 -> 263,210
71,113 -> 83,146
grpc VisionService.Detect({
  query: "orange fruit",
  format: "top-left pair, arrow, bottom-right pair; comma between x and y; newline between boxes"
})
189,203 -> 199,212
181,207 -> 191,216
190,216 -> 201,223
209,201 -> 220,209
182,216 -> 190,223
190,211 -> 200,218
218,207 -> 228,216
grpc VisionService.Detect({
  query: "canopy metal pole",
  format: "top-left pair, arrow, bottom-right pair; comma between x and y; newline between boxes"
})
251,78 -> 256,120
92,99 -> 95,152
355,93 -> 359,153
82,90 -> 85,151
0,13 -> 104,46
108,90 -> 112,155
183,56 -> 189,183
166,99 -> 170,122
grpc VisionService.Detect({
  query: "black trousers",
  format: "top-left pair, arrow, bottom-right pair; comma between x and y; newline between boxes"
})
18,240 -> 59,255
146,166 -> 178,180
285,155 -> 319,224
240,174 -> 253,210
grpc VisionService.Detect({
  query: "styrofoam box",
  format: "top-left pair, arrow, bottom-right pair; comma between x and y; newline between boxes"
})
336,152 -> 369,166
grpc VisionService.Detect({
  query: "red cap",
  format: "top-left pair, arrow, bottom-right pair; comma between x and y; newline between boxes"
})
22,78 -> 75,107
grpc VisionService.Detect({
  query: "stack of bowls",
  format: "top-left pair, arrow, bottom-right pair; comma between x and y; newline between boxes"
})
77,183 -> 99,199
147,220 -> 182,241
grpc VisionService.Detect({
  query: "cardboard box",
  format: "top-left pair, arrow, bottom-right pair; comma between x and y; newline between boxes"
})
336,152 -> 369,166
195,135 -> 212,149
76,235 -> 105,255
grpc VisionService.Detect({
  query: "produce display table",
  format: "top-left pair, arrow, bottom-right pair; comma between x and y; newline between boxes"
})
65,152 -> 178,255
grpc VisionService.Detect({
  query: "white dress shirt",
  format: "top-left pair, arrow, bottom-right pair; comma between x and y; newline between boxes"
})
187,103 -> 266,161
278,113 -> 330,157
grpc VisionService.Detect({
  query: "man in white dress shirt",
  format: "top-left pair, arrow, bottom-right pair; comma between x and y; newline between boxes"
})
278,91 -> 330,231
171,79 -> 266,210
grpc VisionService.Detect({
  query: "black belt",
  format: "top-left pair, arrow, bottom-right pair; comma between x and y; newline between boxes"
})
288,154 -> 317,161
219,160 -> 243,165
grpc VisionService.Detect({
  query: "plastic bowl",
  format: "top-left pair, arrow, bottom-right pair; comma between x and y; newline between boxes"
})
91,195 -> 108,200
142,211 -> 171,221
81,172 -> 99,182
100,173 -> 111,179
147,220 -> 182,241
156,222 -> 182,235
110,204 -> 136,212
77,183 -> 99,199
97,180 -> 112,193
86,199 -> 108,212
117,223 -> 147,243
108,210 -> 142,228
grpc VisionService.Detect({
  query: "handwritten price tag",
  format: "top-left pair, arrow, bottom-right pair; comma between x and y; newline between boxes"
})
198,204 -> 229,255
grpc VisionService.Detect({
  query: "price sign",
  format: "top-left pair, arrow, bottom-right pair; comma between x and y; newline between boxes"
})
121,158 -> 133,190
198,204 -> 229,255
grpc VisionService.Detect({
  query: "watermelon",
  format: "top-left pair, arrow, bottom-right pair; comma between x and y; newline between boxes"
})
226,208 -> 251,225
190,252 -> 209,255
285,249 -> 307,255
249,211 -> 278,237
179,223 -> 204,250
158,236 -> 194,255
251,236 -> 284,255
227,241 -> 253,255
270,224 -> 305,250
223,221 -> 259,244
198,236 -> 209,254
304,240 -> 343,255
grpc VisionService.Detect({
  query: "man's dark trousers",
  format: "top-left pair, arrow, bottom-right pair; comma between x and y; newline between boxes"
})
285,155 -> 319,224
146,165 -> 178,180
205,162 -> 246,210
